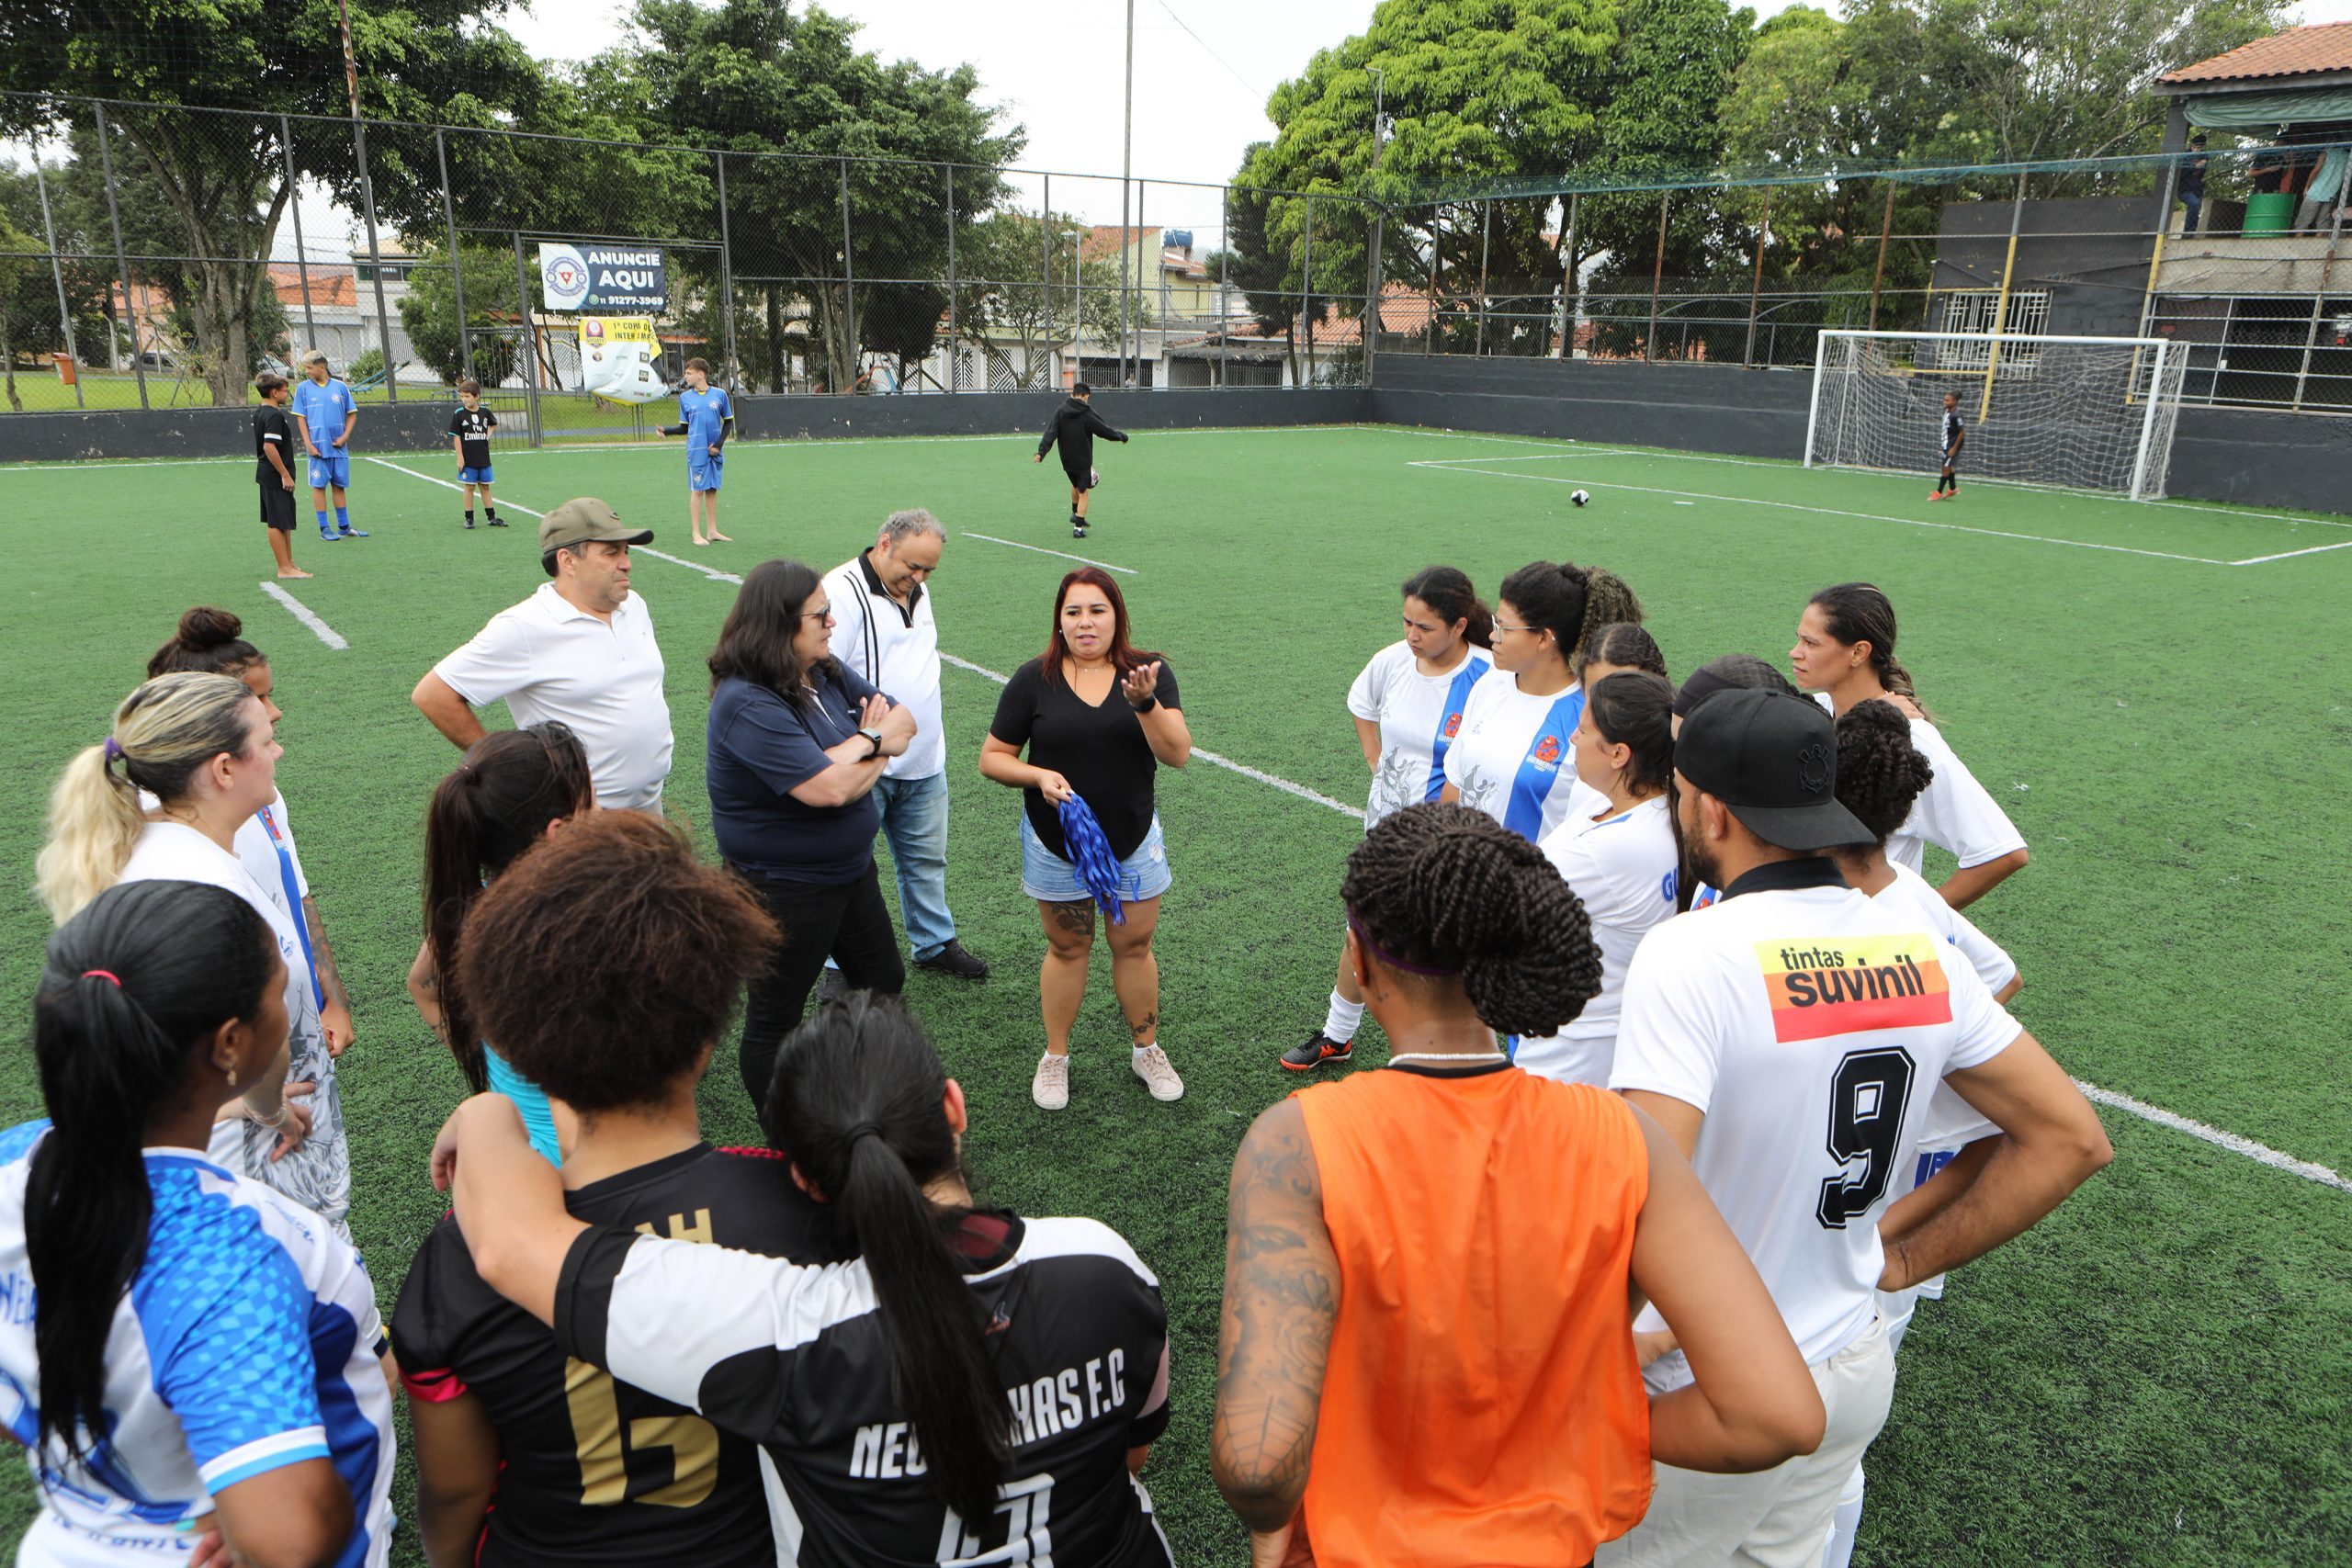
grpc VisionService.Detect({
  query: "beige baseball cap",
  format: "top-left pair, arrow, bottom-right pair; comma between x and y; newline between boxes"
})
538,497 -> 652,554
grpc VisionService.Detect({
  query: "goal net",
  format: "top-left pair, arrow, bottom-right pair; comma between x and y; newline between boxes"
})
1805,331 -> 2187,501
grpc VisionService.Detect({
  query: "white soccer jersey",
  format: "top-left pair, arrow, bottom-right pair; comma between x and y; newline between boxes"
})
0,1123 -> 393,1567
1611,860 -> 2021,1377
1871,861 -> 2010,1162
1347,641 -> 1493,829
1442,668 -> 1604,843
1889,716 -> 2025,874
1519,795 -> 1679,1085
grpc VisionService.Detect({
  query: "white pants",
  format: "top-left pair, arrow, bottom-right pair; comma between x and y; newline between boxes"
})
1598,1316 -> 1897,1568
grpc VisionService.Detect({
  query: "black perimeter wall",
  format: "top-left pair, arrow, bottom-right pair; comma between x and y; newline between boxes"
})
4,365 -> 2342,516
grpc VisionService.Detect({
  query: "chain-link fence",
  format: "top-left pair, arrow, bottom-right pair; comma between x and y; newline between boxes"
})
0,91 -> 1381,432
1394,141 -> 2352,412
6,91 -> 2347,423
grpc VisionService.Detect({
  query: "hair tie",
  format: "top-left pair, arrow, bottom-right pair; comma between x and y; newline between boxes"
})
844,1122 -> 885,1145
80,970 -> 123,988
1346,909 -> 1461,977
102,738 -> 122,761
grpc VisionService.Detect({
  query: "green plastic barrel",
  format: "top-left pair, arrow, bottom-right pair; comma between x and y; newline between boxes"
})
2245,191 -> 2296,233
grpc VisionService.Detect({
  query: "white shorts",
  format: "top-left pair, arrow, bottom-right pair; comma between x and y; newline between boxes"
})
1597,1316 -> 1897,1568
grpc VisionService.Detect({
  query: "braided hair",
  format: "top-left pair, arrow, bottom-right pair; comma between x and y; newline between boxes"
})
1577,622 -> 1668,682
1833,699 -> 1935,846
1341,803 -> 1602,1038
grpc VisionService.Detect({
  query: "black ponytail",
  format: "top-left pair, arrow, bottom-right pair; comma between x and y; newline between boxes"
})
28,881 -> 276,1465
422,724 -> 595,1090
1834,699 -> 1935,845
1400,565 -> 1494,649
1586,672 -> 1690,910
765,997 -> 1011,1525
1341,803 -> 1602,1037
1809,582 -> 1931,718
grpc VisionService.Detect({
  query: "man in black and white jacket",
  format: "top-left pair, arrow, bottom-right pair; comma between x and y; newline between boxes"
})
825,509 -> 989,981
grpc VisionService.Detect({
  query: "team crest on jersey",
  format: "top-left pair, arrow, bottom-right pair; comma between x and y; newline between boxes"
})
1533,734 -> 1561,765
1754,933 -> 1951,1043
1442,711 -> 1463,739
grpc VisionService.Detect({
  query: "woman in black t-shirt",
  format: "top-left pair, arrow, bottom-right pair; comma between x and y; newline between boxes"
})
980,568 -> 1191,1111
706,559 -> 918,1107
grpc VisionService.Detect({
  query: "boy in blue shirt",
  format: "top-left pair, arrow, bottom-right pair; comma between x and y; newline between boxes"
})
661,357 -> 734,547
291,349 -> 367,541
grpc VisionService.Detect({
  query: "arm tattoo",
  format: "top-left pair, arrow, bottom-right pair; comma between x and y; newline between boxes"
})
1213,1100 -> 1339,1530
1048,898 -> 1096,937
303,897 -> 349,1010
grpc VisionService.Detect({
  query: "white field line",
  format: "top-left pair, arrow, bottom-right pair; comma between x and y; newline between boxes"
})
495,423 -> 1381,456
364,456 -> 548,517
939,654 -> 1358,818
372,446 -> 2347,1192
257,581 -> 348,650
2229,538 -> 2352,565
1410,459 -> 2239,567
2073,1080 -> 2352,1194
637,546 -> 741,583
0,456 -> 247,472
1393,424 -> 2352,532
965,532 -> 1139,575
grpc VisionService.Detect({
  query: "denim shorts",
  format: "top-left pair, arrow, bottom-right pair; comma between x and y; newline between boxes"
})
1021,813 -> 1170,904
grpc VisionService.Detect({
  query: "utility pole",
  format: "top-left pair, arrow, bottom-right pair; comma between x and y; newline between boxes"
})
1363,66 -> 1386,383
1119,0 -> 1136,389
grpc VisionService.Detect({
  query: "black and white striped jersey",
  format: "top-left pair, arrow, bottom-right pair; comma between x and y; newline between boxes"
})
553,1209 -> 1175,1568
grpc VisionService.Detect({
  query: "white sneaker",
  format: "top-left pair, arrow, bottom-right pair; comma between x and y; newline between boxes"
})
1131,1045 -> 1184,1102
1033,1052 -> 1070,1111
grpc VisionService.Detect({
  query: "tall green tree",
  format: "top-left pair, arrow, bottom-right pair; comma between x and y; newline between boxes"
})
947,212 -> 1126,390
1,0 -> 555,404
610,0 -> 1021,392
398,243 -> 522,388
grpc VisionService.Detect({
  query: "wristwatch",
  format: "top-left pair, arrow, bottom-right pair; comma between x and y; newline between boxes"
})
858,727 -> 885,761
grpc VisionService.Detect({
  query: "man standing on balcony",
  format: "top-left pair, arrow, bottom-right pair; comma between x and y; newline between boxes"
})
2178,135 -> 2209,235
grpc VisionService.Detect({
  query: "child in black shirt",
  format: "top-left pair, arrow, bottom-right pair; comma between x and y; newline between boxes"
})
449,378 -> 503,528
253,371 -> 309,578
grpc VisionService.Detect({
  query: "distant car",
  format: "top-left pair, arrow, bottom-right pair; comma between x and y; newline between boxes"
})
136,348 -> 176,369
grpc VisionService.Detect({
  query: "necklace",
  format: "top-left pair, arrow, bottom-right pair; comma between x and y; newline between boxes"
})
1387,1051 -> 1509,1066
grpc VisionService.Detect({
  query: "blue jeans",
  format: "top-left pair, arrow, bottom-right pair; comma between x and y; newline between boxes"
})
827,770 -> 957,964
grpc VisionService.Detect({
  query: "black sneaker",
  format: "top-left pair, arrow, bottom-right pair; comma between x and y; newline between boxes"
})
487,516 -> 509,527
1072,525 -> 1088,539
464,519 -> 475,529
1281,1032 -> 1353,1072
915,941 -> 990,981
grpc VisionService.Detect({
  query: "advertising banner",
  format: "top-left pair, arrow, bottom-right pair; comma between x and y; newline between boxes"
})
537,242 -> 668,312
577,317 -> 669,405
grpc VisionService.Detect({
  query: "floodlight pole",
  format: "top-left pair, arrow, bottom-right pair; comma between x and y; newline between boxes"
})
1119,0 -> 1136,390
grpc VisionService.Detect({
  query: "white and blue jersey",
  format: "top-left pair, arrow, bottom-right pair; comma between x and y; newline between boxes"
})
1442,667 -> 1604,843
1347,640 -> 1494,831
291,378 -> 356,487
0,1121 -> 393,1566
679,386 -> 732,490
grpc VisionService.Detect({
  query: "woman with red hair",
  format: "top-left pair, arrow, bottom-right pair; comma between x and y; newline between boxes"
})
981,568 -> 1193,1111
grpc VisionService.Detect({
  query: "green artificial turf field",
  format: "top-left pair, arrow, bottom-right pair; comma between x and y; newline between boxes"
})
2,421 -> 2347,1563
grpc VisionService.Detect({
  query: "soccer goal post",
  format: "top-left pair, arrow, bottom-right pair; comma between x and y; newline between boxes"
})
1804,330 -> 2186,502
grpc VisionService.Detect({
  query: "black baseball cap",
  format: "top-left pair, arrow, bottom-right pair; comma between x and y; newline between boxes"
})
1676,688 -> 1871,852
1672,653 -> 1797,718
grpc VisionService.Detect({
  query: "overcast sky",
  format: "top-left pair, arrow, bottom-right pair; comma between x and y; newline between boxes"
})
500,0 -> 2352,218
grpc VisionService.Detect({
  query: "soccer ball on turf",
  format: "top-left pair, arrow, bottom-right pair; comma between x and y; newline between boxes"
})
1570,489 -> 1591,508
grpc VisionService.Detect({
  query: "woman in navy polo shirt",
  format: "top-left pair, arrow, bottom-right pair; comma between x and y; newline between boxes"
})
707,559 -> 918,1108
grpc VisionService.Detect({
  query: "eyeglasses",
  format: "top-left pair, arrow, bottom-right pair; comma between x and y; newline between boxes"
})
801,604 -> 834,622
1492,619 -> 1536,636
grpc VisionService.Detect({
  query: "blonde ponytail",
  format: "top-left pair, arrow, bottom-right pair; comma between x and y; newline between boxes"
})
35,671 -> 260,923
36,746 -> 145,923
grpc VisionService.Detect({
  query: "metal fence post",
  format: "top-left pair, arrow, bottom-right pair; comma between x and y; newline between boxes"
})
278,115 -> 320,356
1555,191 -> 1580,359
1868,181 -> 1895,331
1363,193 -> 1383,383
1221,185 -> 1233,388
91,105 -> 149,410
944,164 -> 956,392
1476,198 -> 1492,355
839,158 -> 855,393
1978,170 -> 2030,420
1135,180 -> 1148,384
351,117 -> 398,399
435,129 -> 472,385
1744,190 -> 1771,367
1040,173 -> 1053,390
512,233 -> 542,446
29,130 -> 84,407
714,151 -> 737,385
1645,192 -> 1669,364
1299,193 -> 1314,388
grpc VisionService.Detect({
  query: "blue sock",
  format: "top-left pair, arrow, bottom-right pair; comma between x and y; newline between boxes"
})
315,510 -> 331,534
334,505 -> 350,531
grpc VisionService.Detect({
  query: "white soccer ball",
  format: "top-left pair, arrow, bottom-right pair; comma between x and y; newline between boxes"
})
1570,489 -> 1591,508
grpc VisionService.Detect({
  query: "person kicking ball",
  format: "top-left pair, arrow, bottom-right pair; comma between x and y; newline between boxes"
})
1034,381 -> 1128,539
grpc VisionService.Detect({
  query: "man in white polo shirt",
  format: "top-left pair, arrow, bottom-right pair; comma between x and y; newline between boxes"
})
411,497 -> 674,811
1599,688 -> 2110,1568
821,508 -> 989,980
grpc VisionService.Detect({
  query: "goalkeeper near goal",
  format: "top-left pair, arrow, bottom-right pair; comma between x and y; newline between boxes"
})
1930,390 -> 1965,501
